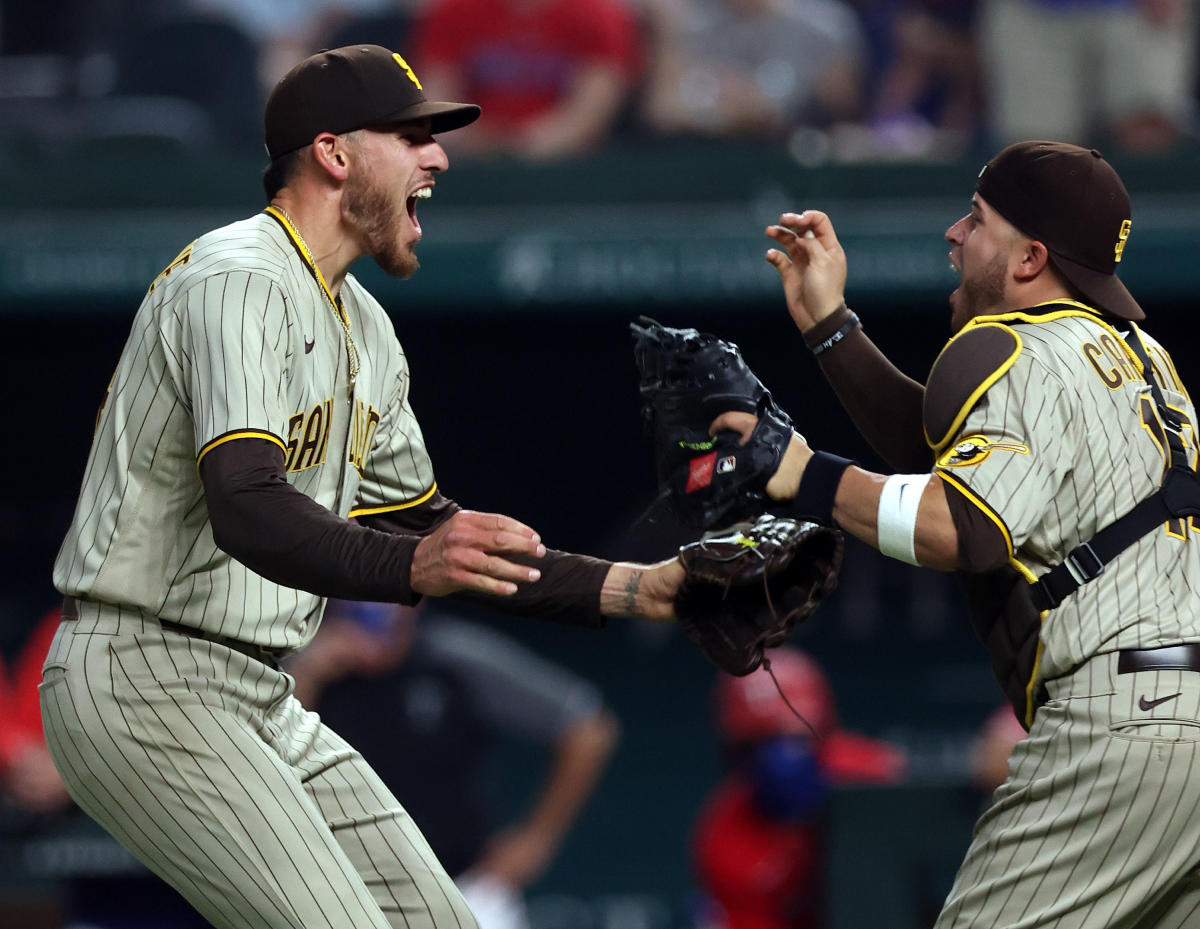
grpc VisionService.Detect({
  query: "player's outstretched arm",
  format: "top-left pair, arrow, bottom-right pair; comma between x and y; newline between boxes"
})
411,510 -> 547,597
766,209 -> 929,472
710,411 -> 960,570
599,559 -> 685,621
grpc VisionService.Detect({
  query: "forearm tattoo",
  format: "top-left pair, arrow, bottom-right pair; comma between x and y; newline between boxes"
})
623,570 -> 642,616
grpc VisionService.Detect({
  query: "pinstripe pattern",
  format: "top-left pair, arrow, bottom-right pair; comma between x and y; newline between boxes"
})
935,310 -> 1200,683
40,602 -> 477,929
45,211 -> 466,928
936,654 -> 1200,928
932,305 -> 1200,927
53,212 -> 436,649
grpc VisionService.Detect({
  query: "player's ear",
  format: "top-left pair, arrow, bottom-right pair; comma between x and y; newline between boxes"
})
311,133 -> 351,182
1013,238 -> 1052,283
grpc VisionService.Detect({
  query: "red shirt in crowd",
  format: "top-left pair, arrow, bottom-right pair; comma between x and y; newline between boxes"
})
414,0 -> 642,129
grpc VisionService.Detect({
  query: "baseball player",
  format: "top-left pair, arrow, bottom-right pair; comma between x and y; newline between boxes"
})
42,45 -> 682,929
716,142 -> 1200,927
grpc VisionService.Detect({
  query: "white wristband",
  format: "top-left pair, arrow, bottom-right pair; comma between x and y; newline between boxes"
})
877,473 -> 931,566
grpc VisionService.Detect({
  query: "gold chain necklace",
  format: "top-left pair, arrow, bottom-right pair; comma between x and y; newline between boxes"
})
269,206 -> 360,397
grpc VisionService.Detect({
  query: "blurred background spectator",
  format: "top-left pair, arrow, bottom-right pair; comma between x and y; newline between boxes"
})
639,0 -> 867,142
3,0 -> 1198,156
978,0 -> 1196,152
288,600 -> 620,929
691,648 -> 907,929
864,0 -> 983,157
411,0 -> 643,159
180,0 -> 409,94
0,606 -> 210,929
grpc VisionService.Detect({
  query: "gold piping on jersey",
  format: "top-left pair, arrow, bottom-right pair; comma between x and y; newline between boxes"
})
925,323 -> 1023,453
937,469 -> 1015,556
974,303 -> 1146,378
349,483 -> 438,518
264,207 -> 347,326
148,243 -> 193,294
932,303 -> 1149,456
197,430 -> 287,467
264,206 -> 360,396
1152,344 -> 1191,403
1007,555 -> 1049,729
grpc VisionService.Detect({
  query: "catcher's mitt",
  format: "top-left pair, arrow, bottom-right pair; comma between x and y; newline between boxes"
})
631,317 -> 794,532
676,514 -> 843,676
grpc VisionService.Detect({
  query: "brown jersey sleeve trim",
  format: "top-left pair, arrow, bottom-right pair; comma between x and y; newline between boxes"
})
349,485 -> 439,518
356,490 -> 460,535
923,324 -> 1022,454
197,429 -> 287,468
940,472 -> 1013,571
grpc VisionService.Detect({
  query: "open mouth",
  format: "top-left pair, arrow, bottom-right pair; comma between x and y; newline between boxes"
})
406,187 -> 432,235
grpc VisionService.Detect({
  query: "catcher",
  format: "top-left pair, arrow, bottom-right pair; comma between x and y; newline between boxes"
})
684,143 -> 1200,929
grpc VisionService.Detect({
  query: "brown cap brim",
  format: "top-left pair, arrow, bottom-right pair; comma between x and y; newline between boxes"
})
380,100 -> 481,134
1049,251 -> 1144,321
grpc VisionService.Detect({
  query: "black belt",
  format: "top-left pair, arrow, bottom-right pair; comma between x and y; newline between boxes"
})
62,597 -> 286,666
1118,645 -> 1200,674
158,619 -> 286,667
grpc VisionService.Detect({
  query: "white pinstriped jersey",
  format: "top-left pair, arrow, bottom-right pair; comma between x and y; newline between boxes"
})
53,209 -> 435,648
933,302 -> 1200,684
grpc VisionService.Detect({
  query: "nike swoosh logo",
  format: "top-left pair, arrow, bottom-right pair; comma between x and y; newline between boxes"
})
304,338 -> 315,354
1138,692 -> 1182,711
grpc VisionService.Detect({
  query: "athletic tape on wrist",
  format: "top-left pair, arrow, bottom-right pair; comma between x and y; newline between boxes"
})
788,451 -> 854,525
877,473 -> 931,566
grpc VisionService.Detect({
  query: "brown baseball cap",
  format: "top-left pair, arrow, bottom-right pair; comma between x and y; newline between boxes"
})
264,45 -> 480,159
976,140 -> 1143,321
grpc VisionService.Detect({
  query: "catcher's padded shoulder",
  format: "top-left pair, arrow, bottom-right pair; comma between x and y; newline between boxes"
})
674,515 -> 844,676
923,323 -> 1021,454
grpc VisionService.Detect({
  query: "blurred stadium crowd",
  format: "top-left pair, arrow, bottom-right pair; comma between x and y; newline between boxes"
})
0,0 -> 1195,162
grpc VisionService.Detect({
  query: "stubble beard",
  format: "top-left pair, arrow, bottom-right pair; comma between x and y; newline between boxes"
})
953,251 -> 1007,331
344,169 -> 419,280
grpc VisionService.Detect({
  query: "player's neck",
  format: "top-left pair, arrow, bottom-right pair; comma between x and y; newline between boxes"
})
270,192 -> 359,298
1001,280 -> 1076,315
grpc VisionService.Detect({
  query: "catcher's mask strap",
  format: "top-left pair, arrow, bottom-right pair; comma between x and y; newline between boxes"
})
787,451 -> 855,525
877,473 -> 931,566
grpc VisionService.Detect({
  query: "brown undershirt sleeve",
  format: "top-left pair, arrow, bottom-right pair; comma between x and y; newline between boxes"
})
804,306 -> 932,473
451,549 -> 612,628
200,438 -> 423,602
202,438 -> 611,626
360,491 -> 612,627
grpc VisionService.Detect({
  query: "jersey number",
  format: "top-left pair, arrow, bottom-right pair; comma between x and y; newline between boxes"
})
1139,396 -> 1200,539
